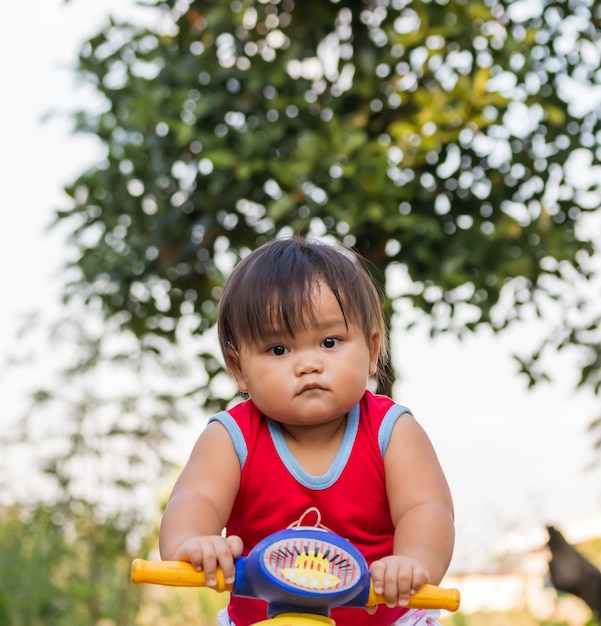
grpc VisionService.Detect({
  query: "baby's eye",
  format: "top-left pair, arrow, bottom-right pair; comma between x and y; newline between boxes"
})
268,345 -> 288,356
321,337 -> 340,349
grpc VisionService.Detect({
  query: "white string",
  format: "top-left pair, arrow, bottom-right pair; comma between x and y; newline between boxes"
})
287,506 -> 334,532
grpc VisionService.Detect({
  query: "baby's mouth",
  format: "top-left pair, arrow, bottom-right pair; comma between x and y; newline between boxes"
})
298,383 -> 325,394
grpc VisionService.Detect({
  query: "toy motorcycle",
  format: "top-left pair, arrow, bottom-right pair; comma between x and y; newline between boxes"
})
132,526 -> 460,626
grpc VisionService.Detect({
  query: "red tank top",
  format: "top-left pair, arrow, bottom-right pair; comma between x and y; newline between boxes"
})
210,390 -> 412,626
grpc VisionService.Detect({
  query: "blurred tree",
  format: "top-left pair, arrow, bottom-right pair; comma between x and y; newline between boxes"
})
0,502 -> 146,625
0,313 -> 191,623
55,0 -> 600,399
0,506 -> 68,625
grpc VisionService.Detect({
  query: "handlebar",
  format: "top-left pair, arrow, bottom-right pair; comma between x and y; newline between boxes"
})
131,528 -> 460,617
132,558 -> 233,592
131,560 -> 459,613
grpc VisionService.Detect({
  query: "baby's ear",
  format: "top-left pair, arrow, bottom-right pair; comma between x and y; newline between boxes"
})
224,350 -> 248,393
368,330 -> 381,376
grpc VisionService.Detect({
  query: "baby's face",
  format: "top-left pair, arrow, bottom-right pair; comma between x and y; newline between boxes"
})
228,283 -> 380,426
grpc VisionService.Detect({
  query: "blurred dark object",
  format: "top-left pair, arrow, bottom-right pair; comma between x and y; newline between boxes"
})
547,525 -> 601,621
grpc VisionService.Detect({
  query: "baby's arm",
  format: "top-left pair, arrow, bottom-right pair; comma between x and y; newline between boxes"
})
370,414 -> 455,608
159,420 -> 243,586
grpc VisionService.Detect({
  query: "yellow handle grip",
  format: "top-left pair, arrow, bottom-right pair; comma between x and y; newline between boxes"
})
131,559 -> 233,592
367,582 -> 460,613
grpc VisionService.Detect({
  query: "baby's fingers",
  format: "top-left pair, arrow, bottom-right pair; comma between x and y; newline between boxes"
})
226,535 -> 244,559
370,560 -> 402,606
386,566 -> 414,607
172,537 -> 228,587
216,536 -> 243,584
395,580 -> 415,608
370,557 -> 428,608
369,560 -> 387,596
173,540 -> 207,572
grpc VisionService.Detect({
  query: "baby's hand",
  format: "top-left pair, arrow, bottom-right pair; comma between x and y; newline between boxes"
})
368,555 -> 430,610
173,535 -> 243,587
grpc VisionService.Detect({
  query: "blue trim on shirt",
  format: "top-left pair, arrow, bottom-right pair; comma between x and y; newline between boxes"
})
266,403 -> 360,491
377,404 -> 413,457
208,411 -> 248,469
209,400 -> 413,480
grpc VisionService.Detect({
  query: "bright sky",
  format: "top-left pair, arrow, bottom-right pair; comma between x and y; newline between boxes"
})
1,0 -> 600,575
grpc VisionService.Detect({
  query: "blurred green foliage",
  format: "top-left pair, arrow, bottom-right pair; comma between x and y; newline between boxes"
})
57,0 -> 600,397
0,503 -> 145,625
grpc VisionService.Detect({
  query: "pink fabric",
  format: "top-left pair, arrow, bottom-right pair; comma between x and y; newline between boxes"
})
217,607 -> 442,626
392,609 -> 441,625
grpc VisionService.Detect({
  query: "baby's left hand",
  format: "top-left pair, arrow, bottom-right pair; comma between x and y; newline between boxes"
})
368,555 -> 430,610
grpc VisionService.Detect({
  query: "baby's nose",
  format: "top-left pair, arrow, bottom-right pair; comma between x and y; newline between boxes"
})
294,352 -> 323,375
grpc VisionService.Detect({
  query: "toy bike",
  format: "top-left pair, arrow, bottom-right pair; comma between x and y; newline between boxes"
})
131,526 -> 460,626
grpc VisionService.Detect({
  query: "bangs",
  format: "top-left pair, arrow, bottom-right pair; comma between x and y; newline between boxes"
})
220,243 -> 348,349
217,237 -> 386,364
239,277 -> 327,345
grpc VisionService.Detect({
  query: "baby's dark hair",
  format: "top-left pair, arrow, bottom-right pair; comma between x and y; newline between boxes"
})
217,236 -> 388,374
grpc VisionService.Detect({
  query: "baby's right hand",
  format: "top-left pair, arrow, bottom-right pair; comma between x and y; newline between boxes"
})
173,534 -> 244,587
